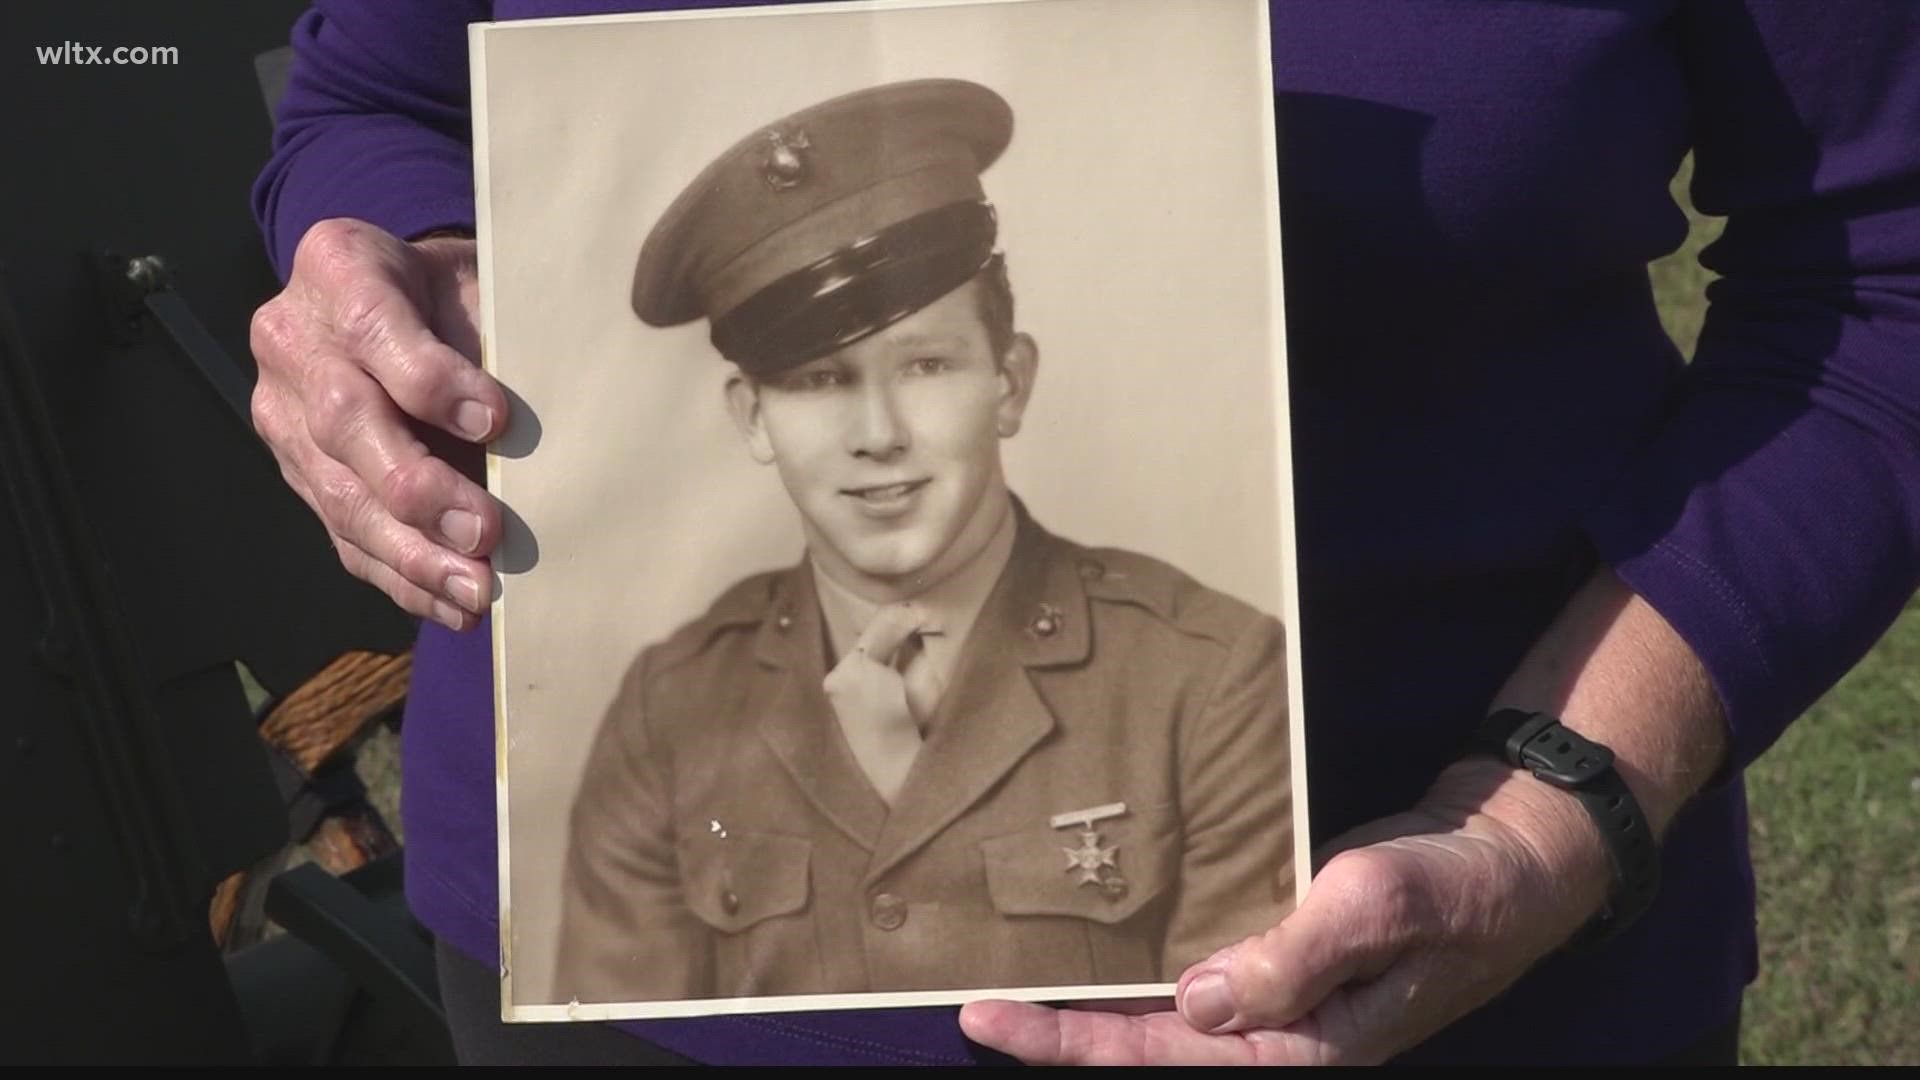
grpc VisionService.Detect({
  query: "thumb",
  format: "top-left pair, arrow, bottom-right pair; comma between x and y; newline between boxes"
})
1177,855 -> 1408,1034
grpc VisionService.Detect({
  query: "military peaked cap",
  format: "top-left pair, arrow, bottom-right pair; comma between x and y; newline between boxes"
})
632,78 -> 1014,375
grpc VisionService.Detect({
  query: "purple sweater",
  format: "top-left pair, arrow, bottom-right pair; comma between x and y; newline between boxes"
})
254,0 -> 1920,1065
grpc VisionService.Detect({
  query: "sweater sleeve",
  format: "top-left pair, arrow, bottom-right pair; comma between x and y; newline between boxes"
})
250,0 -> 491,279
1581,0 -> 1920,773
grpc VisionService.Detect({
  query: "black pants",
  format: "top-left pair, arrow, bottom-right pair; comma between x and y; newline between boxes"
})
436,939 -> 1741,1066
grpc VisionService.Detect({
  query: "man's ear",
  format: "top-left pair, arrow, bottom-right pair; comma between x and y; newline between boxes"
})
994,333 -> 1040,439
724,372 -> 776,464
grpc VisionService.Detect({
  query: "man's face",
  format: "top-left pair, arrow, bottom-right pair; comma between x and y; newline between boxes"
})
726,277 -> 1038,598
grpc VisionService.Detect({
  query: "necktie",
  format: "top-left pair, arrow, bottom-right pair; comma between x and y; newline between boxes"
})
892,627 -> 948,727
823,602 -> 942,805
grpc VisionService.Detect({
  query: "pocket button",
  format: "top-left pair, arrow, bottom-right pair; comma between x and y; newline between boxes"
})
870,892 -> 908,931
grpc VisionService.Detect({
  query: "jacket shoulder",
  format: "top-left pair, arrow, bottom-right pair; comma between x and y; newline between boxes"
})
640,566 -> 785,675
1070,542 -> 1274,648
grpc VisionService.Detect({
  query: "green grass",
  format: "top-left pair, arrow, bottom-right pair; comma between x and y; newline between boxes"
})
1649,155 -> 1723,359
1743,601 -> 1920,1065
1649,157 -> 1920,1066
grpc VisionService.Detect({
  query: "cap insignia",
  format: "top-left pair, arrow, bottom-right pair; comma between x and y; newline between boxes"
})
760,128 -> 812,192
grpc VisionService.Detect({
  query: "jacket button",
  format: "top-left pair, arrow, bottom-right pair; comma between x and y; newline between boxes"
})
869,892 -> 907,931
720,889 -> 741,916
775,612 -> 794,631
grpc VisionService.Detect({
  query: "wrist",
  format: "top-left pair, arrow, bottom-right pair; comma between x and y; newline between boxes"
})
1484,568 -> 1728,839
1425,756 -> 1614,931
1464,709 -> 1663,948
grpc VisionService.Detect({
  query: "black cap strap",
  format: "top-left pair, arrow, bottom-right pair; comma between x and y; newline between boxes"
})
710,200 -> 999,375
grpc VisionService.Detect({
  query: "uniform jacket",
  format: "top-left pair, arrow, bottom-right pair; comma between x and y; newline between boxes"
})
555,506 -> 1293,1003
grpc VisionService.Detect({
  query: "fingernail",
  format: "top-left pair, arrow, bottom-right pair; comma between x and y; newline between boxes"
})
431,600 -> 467,630
455,400 -> 495,441
1179,972 -> 1236,1033
440,509 -> 482,554
447,574 -> 485,613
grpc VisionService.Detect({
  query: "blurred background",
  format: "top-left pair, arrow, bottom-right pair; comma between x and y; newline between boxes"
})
2,1 -> 429,1064
0,1 -> 1912,1065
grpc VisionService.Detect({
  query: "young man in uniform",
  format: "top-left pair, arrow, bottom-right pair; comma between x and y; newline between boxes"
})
553,79 -> 1293,1004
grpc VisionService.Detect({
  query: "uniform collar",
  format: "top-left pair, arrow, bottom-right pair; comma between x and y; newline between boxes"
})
752,494 -> 1091,674
810,496 -> 1018,679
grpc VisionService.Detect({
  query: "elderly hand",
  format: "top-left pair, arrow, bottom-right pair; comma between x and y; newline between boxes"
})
249,218 -> 505,631
959,757 -> 1612,1065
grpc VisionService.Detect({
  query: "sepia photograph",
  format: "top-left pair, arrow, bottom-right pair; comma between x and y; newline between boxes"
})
475,0 -> 1305,1021
7,0 -> 1917,1065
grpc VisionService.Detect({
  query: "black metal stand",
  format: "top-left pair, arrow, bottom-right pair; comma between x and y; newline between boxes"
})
1,258 -> 449,1064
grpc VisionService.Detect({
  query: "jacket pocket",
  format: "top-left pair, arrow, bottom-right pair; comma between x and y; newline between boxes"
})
676,830 -> 812,932
978,801 -> 1180,924
675,829 -> 821,997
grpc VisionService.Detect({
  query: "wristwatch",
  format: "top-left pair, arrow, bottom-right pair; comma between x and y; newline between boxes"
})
1470,708 -> 1661,950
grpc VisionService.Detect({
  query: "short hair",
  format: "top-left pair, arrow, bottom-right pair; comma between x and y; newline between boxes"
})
975,254 -> 1016,363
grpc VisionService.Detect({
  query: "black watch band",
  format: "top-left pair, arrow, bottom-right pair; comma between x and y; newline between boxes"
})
1471,708 -> 1660,950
